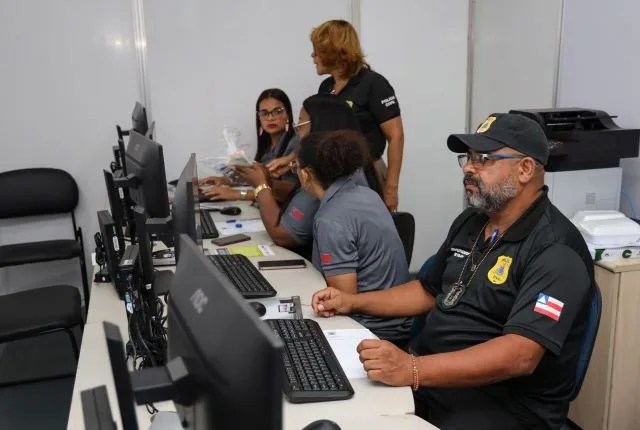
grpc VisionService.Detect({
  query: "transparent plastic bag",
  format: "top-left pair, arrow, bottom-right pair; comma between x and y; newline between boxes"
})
200,125 -> 253,184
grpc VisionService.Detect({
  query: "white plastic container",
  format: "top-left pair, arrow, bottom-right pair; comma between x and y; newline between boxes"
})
572,210 -> 640,247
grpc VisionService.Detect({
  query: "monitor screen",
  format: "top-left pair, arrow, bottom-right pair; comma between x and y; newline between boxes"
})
125,131 -> 170,220
131,102 -> 149,136
172,154 -> 203,261
168,234 -> 284,429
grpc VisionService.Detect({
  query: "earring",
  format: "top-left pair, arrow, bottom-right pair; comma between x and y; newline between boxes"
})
259,127 -> 264,136
285,123 -> 289,133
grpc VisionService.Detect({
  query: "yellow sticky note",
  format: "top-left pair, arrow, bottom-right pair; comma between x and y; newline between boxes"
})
228,245 -> 264,257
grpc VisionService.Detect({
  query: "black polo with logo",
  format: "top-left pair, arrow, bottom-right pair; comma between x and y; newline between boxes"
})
318,68 -> 400,159
413,188 -> 594,430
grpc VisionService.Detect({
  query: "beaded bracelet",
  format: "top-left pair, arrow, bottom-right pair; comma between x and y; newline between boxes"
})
410,354 -> 419,391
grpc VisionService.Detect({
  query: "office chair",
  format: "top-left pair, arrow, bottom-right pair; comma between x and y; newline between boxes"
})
0,168 -> 87,386
563,282 -> 602,429
409,255 -> 437,341
391,212 -> 415,266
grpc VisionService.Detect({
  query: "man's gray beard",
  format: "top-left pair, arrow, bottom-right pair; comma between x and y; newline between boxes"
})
466,176 -> 518,213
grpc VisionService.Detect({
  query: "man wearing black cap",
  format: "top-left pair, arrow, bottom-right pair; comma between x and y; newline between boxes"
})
311,113 -> 595,430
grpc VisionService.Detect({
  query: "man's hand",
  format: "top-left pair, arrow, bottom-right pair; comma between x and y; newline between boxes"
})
357,339 -> 413,387
384,184 -> 398,212
312,287 -> 354,317
234,163 -> 271,188
201,186 -> 239,201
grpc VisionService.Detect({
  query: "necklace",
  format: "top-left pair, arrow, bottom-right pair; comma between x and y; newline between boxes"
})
442,221 -> 508,309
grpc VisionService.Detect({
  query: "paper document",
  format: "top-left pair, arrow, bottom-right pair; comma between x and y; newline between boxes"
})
213,244 -> 275,257
323,329 -> 377,379
215,219 -> 265,235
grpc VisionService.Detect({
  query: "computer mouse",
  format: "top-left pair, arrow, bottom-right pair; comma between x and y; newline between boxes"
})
249,301 -> 266,317
302,419 -> 342,430
220,206 -> 241,216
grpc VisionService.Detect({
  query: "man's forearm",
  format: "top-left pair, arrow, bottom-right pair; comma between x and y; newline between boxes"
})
416,334 -> 545,388
352,280 -> 434,317
386,136 -> 404,187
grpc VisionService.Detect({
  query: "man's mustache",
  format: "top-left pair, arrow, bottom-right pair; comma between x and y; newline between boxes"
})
463,174 -> 481,188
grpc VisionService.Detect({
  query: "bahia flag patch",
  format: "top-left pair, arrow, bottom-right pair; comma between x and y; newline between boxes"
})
534,293 -> 564,321
289,207 -> 304,221
320,253 -> 331,265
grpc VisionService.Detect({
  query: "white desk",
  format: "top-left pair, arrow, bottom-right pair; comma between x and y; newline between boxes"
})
68,201 -> 437,430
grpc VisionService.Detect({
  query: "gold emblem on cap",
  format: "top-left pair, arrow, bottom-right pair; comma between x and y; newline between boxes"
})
477,116 -> 497,133
346,100 -> 353,108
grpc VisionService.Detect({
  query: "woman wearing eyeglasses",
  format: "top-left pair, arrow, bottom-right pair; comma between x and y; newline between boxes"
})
200,88 -> 298,201
297,129 -> 411,343
235,94 -> 369,259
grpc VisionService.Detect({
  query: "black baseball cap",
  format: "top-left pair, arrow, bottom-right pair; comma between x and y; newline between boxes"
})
447,113 -> 549,165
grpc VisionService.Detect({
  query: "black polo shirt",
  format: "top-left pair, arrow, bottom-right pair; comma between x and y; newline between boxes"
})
414,188 -> 594,430
318,68 -> 400,159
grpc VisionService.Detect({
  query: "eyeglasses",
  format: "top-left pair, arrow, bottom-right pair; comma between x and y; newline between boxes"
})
257,107 -> 286,119
289,160 -> 299,173
457,152 -> 527,168
293,120 -> 311,131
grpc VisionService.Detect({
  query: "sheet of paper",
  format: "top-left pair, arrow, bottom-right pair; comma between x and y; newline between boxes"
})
215,219 -> 265,235
213,244 -> 274,257
323,328 -> 377,379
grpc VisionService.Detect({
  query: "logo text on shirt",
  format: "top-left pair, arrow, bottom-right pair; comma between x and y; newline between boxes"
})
380,96 -> 396,108
450,247 -> 470,259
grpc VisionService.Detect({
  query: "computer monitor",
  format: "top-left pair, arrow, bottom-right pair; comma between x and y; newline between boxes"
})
99,234 -> 284,429
104,321 -> 139,430
131,102 -> 149,137
171,154 -> 203,262
167,234 -> 284,429
125,131 -> 170,220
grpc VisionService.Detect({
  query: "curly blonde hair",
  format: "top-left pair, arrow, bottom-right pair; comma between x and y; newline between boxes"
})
310,20 -> 367,78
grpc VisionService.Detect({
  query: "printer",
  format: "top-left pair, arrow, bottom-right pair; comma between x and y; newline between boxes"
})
509,108 -> 640,219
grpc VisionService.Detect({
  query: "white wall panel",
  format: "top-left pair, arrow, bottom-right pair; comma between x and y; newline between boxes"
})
470,0 -> 563,129
0,1 -> 140,299
559,0 -> 640,219
360,0 -> 469,270
143,0 -> 351,180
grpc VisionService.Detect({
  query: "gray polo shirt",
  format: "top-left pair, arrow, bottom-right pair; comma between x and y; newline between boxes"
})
311,175 -> 411,341
280,170 -> 369,246
280,188 -> 319,245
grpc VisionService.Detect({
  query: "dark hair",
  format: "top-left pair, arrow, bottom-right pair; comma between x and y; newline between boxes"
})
298,130 -> 367,189
255,88 -> 296,161
302,94 -> 361,133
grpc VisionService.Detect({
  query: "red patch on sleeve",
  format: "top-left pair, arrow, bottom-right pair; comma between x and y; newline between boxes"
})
289,207 -> 304,221
320,253 -> 331,265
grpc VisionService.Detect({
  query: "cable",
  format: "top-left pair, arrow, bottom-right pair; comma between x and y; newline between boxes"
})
621,190 -> 638,219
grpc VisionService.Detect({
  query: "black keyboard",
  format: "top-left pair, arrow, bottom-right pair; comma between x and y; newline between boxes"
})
208,254 -> 276,298
201,211 -> 219,239
266,319 -> 354,403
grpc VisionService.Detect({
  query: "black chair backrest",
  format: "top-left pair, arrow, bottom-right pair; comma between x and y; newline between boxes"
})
0,168 -> 79,219
570,281 -> 602,401
391,212 -> 415,266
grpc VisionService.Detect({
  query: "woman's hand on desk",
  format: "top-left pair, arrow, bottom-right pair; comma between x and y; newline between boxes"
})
312,287 -> 354,317
201,186 -> 239,201
198,176 -> 229,187
234,163 -> 272,187
357,339 -> 413,387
